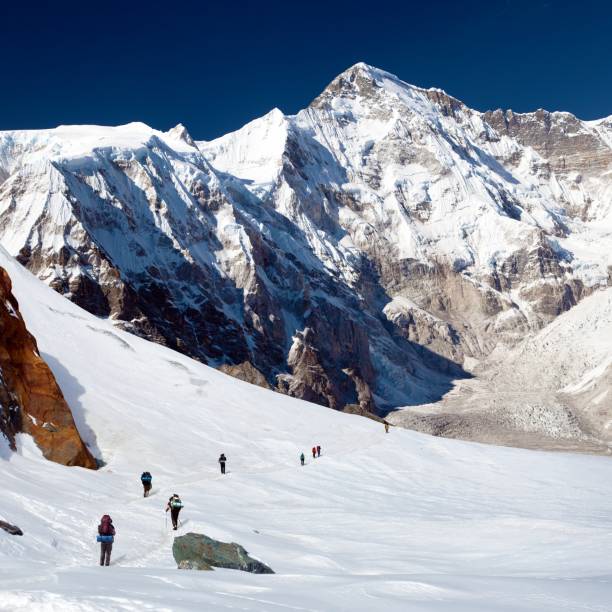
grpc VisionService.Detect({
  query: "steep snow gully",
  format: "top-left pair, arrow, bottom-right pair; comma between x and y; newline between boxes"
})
2,249 -> 612,611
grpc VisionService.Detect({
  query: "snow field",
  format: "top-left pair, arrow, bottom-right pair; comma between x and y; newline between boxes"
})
1,248 -> 612,611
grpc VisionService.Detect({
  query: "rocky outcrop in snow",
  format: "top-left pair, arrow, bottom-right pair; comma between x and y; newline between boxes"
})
219,361 -> 271,389
0,520 -> 23,536
0,266 -> 96,468
173,532 -> 274,573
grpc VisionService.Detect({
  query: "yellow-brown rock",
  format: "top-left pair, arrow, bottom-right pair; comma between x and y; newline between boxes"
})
0,267 -> 96,469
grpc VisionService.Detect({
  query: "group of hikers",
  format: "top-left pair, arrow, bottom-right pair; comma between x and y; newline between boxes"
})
96,491 -> 185,565
96,427 -> 390,566
95,454 -> 228,566
300,445 -> 322,465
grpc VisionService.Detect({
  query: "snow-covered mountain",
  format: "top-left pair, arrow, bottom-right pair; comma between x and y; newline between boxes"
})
1,63 -> 611,445
2,244 -> 612,611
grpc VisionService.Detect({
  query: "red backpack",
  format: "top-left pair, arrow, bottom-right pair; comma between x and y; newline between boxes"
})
100,515 -> 113,535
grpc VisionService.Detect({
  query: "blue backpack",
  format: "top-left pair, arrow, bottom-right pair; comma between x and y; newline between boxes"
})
97,535 -> 114,543
97,516 -> 114,542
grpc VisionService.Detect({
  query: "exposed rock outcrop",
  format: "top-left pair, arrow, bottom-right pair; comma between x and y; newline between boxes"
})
0,267 -> 96,468
219,362 -> 271,389
0,520 -> 23,536
173,533 -> 274,574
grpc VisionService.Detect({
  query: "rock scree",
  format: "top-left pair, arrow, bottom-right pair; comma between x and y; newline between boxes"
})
173,532 -> 274,574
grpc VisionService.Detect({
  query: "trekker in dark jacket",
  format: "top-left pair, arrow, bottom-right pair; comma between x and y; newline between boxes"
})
316,445 -> 321,457
218,453 -> 227,475
166,494 -> 183,530
300,452 -> 305,466
97,515 -> 115,566
141,471 -> 152,497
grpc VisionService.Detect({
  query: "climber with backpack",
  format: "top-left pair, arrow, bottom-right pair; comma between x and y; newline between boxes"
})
300,452 -> 305,466
312,446 -> 316,459
218,453 -> 227,475
97,514 -> 115,566
141,471 -> 152,497
166,494 -> 183,530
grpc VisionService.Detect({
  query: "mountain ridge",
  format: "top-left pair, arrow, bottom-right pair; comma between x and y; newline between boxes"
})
0,63 -> 611,449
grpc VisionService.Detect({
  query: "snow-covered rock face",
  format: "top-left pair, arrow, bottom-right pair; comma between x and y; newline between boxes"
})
0,63 -> 611,419
0,124 -> 252,368
203,65 -> 611,349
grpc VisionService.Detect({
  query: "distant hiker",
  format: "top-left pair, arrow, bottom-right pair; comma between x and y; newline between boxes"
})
97,514 -> 115,567
316,445 -> 321,457
218,453 -> 227,475
141,471 -> 152,497
312,446 -> 316,459
166,494 -> 183,530
384,421 -> 390,434
300,452 -> 305,466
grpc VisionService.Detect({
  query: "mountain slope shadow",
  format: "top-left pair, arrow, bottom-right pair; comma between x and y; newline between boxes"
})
41,353 -> 103,464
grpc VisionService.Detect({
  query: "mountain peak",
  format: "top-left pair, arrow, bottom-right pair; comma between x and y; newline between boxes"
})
310,63 -> 409,110
166,123 -> 196,147
340,62 -> 399,82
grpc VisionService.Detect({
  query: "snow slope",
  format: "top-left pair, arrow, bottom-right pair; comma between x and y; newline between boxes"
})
2,247 -> 612,610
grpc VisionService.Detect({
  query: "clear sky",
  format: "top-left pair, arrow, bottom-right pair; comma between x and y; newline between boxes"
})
3,0 -> 611,139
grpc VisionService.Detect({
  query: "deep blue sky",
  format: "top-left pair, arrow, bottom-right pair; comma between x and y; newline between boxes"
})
3,0 -> 611,139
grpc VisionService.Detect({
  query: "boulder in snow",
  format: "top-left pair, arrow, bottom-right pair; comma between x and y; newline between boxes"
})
0,520 -> 23,536
173,533 -> 274,574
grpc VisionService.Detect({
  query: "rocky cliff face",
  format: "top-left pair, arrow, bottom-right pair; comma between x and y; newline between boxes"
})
0,64 -> 610,422
388,286 -> 612,453
0,266 -> 96,468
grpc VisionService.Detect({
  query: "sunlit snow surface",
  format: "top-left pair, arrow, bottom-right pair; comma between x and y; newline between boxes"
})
1,246 -> 612,611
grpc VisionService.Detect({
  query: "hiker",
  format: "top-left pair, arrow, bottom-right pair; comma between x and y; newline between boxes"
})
218,453 -> 227,475
97,514 -> 115,567
312,446 -> 316,459
384,421 -> 390,433
316,445 -> 321,457
166,494 -> 183,530
300,452 -> 305,466
141,471 -> 152,497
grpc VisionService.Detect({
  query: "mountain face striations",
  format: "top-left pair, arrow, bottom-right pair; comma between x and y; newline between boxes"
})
0,64 -> 610,444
